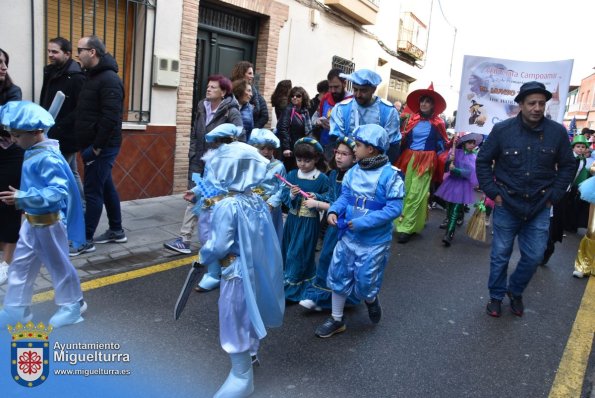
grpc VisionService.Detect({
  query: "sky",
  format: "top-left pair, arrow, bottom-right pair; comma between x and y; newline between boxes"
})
417,0 -> 595,113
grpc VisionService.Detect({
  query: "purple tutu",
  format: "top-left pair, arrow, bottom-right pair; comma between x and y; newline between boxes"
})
435,149 -> 478,205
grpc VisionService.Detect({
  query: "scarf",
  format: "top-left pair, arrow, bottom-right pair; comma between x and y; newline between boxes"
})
359,154 -> 388,170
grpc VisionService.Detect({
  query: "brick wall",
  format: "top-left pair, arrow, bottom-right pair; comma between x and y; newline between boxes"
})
173,0 -> 289,193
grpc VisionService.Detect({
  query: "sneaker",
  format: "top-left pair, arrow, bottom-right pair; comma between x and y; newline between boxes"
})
0,261 -> 9,285
94,229 -> 127,244
251,354 -> 260,367
299,299 -> 322,312
164,237 -> 191,254
572,270 -> 585,278
365,297 -> 382,324
486,299 -> 502,317
456,215 -> 464,226
315,317 -> 346,338
396,232 -> 413,244
507,292 -> 524,317
69,241 -> 96,257
439,218 -> 448,229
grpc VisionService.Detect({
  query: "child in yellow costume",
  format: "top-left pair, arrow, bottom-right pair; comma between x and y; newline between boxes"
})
574,163 -> 595,278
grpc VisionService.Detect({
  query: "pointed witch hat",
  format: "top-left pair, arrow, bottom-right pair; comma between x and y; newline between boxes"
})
405,82 -> 447,115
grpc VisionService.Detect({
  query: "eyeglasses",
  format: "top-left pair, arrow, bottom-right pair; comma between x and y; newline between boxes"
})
334,149 -> 353,157
291,94 -> 302,98
77,47 -> 92,54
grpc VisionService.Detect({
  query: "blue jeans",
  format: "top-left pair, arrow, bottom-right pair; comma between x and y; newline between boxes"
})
82,145 -> 123,241
488,205 -> 550,300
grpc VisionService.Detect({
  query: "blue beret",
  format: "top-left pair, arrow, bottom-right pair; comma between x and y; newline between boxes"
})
353,124 -> 389,152
248,128 -> 280,148
339,69 -> 382,87
335,136 -> 356,151
0,101 -> 54,131
205,123 -> 243,142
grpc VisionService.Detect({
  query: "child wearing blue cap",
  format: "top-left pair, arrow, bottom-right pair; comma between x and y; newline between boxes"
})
315,124 -> 405,338
281,137 -> 329,302
248,128 -> 286,243
0,101 -> 86,328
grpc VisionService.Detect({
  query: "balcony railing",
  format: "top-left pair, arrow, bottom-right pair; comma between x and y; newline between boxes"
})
397,40 -> 424,61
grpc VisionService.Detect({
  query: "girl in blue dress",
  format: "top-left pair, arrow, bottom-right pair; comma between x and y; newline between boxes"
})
299,137 -> 359,310
281,137 -> 329,302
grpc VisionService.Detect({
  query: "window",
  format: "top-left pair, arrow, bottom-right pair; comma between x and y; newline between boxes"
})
332,55 -> 355,92
45,0 -> 156,123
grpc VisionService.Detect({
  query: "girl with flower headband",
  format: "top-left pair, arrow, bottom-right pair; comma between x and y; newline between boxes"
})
299,136 -> 360,311
281,137 -> 329,302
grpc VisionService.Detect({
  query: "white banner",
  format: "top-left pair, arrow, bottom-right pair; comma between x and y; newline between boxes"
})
455,55 -> 573,135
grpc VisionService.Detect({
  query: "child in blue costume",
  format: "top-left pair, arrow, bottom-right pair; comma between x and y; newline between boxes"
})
434,132 -> 483,247
247,128 -> 286,244
193,142 -> 284,398
281,137 -> 329,302
0,101 -> 86,328
315,124 -> 405,338
299,136 -> 359,311
189,123 -> 243,292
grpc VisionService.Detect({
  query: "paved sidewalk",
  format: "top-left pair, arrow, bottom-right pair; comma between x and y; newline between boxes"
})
0,194 -> 197,297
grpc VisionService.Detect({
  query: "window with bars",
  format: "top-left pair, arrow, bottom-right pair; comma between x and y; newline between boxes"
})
45,0 -> 156,123
332,55 -> 355,92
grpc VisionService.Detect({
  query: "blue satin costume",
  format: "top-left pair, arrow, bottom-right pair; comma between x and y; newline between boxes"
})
253,159 -> 286,244
327,163 -> 404,300
281,170 -> 329,301
5,139 -> 85,307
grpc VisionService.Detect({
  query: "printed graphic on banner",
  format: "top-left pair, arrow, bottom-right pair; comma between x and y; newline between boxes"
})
455,55 -> 573,135
9,321 -> 53,387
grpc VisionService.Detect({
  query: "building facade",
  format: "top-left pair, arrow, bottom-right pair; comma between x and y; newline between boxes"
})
1,0 -> 432,199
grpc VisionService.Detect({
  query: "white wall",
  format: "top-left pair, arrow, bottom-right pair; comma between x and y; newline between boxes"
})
149,0 -> 183,126
274,0 -> 422,114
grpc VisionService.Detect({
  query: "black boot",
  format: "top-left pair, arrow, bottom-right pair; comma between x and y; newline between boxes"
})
440,202 -> 453,229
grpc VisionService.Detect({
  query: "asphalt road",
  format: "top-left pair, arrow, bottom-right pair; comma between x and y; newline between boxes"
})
0,208 -> 590,398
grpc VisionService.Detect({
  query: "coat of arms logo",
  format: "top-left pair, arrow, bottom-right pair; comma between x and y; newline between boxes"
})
8,321 -> 53,387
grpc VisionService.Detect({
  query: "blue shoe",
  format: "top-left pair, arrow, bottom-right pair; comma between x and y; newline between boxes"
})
0,306 -> 33,328
163,237 -> 191,254
94,229 -> 127,244
365,296 -> 382,324
69,241 -> 96,257
213,351 -> 254,398
49,303 -> 84,328
195,262 -> 221,292
315,317 -> 346,338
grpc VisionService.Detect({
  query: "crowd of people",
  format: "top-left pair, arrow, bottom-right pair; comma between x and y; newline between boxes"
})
0,34 -> 595,397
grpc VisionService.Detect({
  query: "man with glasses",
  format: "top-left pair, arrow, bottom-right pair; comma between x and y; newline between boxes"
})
69,35 -> 126,256
40,37 -> 86,206
329,69 -> 401,163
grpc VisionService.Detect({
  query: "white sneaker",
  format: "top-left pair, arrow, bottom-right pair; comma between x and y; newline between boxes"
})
572,270 -> 585,278
0,262 -> 9,285
299,299 -> 322,312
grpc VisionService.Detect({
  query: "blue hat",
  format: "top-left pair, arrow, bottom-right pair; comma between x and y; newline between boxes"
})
0,101 -> 54,131
248,128 -> 280,148
335,136 -> 356,152
339,69 -> 382,87
295,136 -> 323,154
208,142 -> 269,192
205,123 -> 243,142
353,124 -> 389,152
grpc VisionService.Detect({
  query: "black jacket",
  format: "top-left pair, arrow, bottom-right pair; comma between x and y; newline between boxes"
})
250,85 -> 269,128
476,113 -> 575,220
0,83 -> 21,105
40,59 -> 86,153
74,54 -> 124,150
